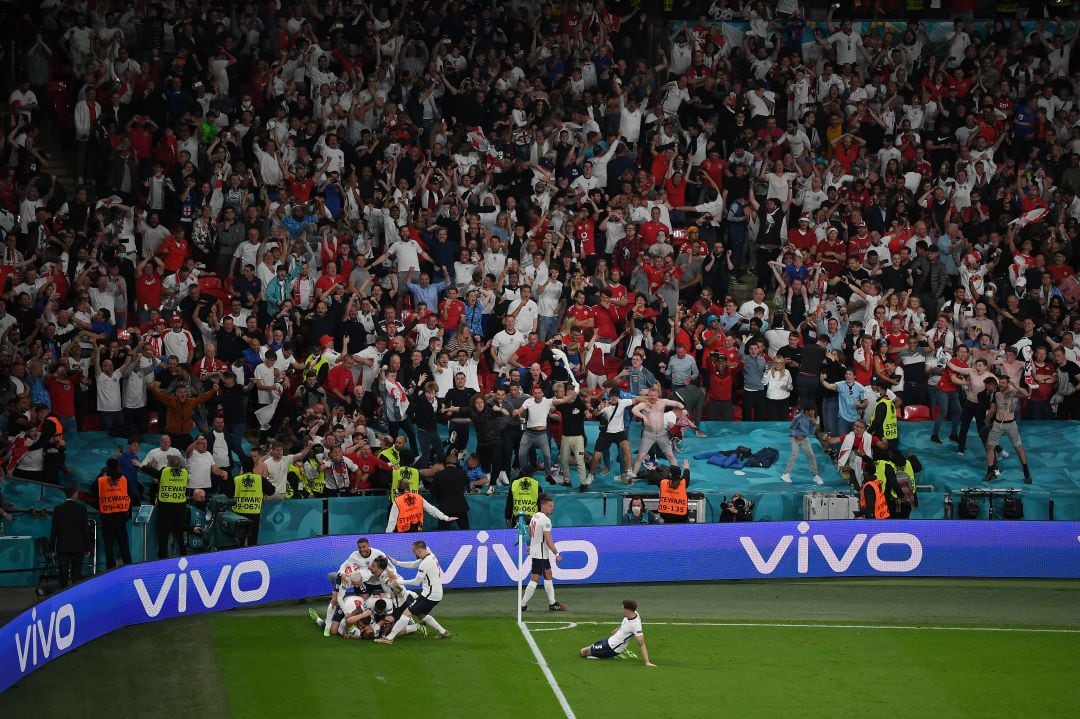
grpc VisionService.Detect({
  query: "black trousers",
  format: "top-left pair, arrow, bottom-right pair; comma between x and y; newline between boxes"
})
239,513 -> 261,546
100,513 -> 132,568
56,551 -> 84,587
743,390 -> 766,421
155,503 -> 188,559
957,398 -> 990,454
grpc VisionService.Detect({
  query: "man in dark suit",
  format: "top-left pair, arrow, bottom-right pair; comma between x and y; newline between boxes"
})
50,485 -> 91,588
867,195 -> 895,236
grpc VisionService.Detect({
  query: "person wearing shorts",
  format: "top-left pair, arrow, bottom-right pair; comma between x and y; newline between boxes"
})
984,375 -> 1033,484
580,600 -> 655,666
629,390 -> 684,479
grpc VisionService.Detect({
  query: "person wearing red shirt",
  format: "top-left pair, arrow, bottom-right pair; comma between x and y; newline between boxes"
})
848,222 -> 873,260
664,171 -> 689,208
638,206 -> 670,247
134,257 -> 164,320
128,115 -> 155,160
190,348 -> 228,384
348,443 -> 395,491
705,353 -> 735,420
316,262 -> 346,296
884,317 -> 909,359
285,164 -> 316,204
592,294 -> 619,341
699,149 -> 726,192
564,292 -> 595,331
510,332 -> 547,372
832,133 -> 863,173
325,355 -> 356,407
439,287 -> 466,338
158,233 -> 189,273
788,212 -> 816,255
45,366 -> 83,426
932,346 -> 969,443
571,208 -> 597,257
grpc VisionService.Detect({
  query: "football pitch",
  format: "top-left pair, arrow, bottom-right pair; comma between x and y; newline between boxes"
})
2,579 -> 1079,718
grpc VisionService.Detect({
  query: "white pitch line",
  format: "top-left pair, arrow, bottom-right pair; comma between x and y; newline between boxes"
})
518,621 -> 577,719
525,620 -> 1080,634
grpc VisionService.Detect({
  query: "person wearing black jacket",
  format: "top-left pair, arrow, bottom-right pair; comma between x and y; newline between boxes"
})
50,484 -> 90,587
469,393 -> 512,486
407,381 -> 442,469
443,373 -> 477,453
430,456 -> 471,530
555,387 -> 590,492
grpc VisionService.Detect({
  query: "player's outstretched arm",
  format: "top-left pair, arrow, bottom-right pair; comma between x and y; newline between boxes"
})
637,634 -> 655,667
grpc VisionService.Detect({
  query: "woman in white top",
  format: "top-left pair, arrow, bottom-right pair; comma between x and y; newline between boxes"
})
764,356 -> 794,421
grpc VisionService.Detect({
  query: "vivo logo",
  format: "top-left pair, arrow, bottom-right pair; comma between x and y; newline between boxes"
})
740,522 -> 923,575
133,558 -> 271,618
441,531 -> 599,584
15,604 -> 76,672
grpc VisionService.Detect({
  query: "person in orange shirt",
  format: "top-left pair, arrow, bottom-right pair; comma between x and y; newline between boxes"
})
158,231 -> 190,273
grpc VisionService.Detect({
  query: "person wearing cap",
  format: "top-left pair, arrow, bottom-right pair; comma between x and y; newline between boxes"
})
983,374 -> 1034,484
867,376 -> 900,452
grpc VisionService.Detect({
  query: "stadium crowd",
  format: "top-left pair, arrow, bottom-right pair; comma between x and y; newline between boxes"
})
1,0 -> 1080,538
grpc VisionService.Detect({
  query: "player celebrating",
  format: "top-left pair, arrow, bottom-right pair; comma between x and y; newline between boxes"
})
579,599 -> 655,666
309,537 -> 391,636
375,540 -> 452,644
520,495 -> 568,612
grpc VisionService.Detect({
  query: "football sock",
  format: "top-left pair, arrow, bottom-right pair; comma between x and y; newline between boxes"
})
544,579 -> 556,604
386,614 -> 410,641
422,615 -> 447,634
521,580 -> 538,606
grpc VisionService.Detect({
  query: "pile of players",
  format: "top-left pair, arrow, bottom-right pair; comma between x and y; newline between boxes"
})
308,537 -> 451,644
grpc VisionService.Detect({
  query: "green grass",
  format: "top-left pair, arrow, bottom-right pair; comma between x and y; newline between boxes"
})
2,580 -> 1079,718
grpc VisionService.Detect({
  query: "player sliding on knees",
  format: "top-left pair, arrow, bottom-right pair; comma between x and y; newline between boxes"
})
580,600 -> 655,667
376,540 -> 452,644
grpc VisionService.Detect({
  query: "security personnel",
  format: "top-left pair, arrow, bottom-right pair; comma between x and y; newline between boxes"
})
868,378 -> 899,452
858,473 -> 891,519
390,462 -> 422,502
505,475 -> 539,526
876,449 -> 921,519
652,459 -> 686,520
228,457 -> 275,546
90,457 -> 138,568
653,461 -> 691,524
291,455 -> 327,498
154,455 -> 190,558
385,479 -> 454,533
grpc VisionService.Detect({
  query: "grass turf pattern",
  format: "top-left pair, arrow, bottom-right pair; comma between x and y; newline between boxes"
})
1,579 -> 1078,717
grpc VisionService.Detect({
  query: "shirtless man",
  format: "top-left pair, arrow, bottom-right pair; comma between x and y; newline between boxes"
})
983,375 -> 1033,484
629,389 -> 684,480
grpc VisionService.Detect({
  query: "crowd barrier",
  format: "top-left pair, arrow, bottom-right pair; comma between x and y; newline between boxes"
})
1,520 -> 1078,692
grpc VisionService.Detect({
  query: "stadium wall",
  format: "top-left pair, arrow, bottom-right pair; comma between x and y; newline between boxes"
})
2,520 -> 1079,692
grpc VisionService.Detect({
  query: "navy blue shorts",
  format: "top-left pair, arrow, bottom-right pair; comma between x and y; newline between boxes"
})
589,638 -> 617,658
391,593 -> 414,620
410,595 -> 439,617
530,558 -> 552,576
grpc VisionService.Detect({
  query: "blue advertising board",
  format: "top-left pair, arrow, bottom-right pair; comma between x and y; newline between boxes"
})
2,520 -> 1079,692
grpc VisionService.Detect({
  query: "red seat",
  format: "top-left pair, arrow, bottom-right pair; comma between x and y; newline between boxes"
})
902,404 -> 931,422
787,406 -> 799,420
81,414 -> 102,432
731,405 -> 743,421
146,411 -> 159,433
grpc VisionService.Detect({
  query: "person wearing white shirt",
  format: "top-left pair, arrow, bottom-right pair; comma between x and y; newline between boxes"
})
185,437 -> 221,491
375,541 -> 452,643
507,286 -> 540,335
93,349 -> 125,435
490,317 -> 527,376
580,600 -> 654,665
821,18 -> 866,67
140,435 -> 186,473
518,496 -> 568,612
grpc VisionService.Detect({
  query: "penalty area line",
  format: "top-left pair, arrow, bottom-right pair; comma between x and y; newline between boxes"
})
524,621 -> 1080,634
518,620 -> 577,719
